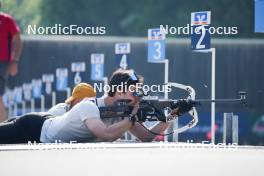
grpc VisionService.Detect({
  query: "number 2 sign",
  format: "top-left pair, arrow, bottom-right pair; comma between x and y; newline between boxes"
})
191,25 -> 211,50
191,11 -> 211,50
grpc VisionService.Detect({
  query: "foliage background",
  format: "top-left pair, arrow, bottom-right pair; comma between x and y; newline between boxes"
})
1,0 -> 263,38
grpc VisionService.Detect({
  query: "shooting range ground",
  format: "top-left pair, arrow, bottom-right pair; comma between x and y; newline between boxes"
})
0,143 -> 263,176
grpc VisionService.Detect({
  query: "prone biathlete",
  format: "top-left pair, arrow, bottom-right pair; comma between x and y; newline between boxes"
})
0,83 -> 96,144
40,69 -> 193,143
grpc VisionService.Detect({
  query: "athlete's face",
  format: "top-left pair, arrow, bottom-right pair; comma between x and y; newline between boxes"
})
117,85 -> 139,106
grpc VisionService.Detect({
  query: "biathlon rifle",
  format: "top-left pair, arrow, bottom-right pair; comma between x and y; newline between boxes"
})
99,82 -> 247,134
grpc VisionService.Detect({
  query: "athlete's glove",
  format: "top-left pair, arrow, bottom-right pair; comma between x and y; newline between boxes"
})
129,113 -> 148,124
171,99 -> 194,116
128,103 -> 144,124
128,114 -> 139,124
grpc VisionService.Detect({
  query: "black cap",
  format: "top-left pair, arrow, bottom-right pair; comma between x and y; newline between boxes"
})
108,69 -> 141,97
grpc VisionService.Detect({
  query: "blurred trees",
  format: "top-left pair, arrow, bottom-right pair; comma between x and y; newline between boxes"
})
2,0 -> 41,33
1,0 -> 261,38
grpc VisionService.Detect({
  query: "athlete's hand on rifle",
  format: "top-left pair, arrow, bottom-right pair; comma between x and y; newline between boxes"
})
128,102 -> 143,124
171,99 -> 193,116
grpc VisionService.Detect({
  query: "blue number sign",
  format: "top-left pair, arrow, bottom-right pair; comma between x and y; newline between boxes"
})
32,79 -> 42,98
56,68 -> 68,91
71,62 -> 86,85
191,11 -> 211,51
255,0 -> 264,32
91,54 -> 104,81
14,87 -> 23,103
42,74 -> 54,95
115,43 -> 130,69
148,28 -> 165,62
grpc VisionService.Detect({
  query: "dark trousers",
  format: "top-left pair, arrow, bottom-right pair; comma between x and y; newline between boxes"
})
0,113 -> 52,144
0,62 -> 9,95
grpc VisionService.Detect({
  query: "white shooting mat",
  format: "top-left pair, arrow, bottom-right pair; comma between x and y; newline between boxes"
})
0,142 -> 263,176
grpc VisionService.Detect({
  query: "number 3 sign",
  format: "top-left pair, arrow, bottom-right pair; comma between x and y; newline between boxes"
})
148,28 -> 165,62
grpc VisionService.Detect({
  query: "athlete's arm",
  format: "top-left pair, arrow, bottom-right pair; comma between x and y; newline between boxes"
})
129,122 -> 172,142
47,103 -> 68,116
12,33 -> 22,62
85,118 -> 133,142
9,33 -> 22,76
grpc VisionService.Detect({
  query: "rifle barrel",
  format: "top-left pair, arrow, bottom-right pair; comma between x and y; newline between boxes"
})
195,98 -> 243,103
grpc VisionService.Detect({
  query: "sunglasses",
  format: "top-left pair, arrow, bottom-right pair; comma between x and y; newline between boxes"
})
129,71 -> 139,81
132,89 -> 149,97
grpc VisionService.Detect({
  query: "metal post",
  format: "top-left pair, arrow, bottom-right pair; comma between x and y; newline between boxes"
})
31,99 -> 35,112
41,95 -> 45,112
164,60 -> 178,142
223,112 -> 233,144
13,103 -> 18,116
173,118 -> 178,142
103,77 -> 108,86
8,104 -> 12,118
103,77 -> 108,96
147,59 -> 170,141
66,88 -> 71,98
164,59 -> 169,99
232,115 -> 239,144
52,91 -> 56,107
124,132 -> 129,141
163,59 -> 170,142
22,101 -> 26,115
210,48 -> 216,144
